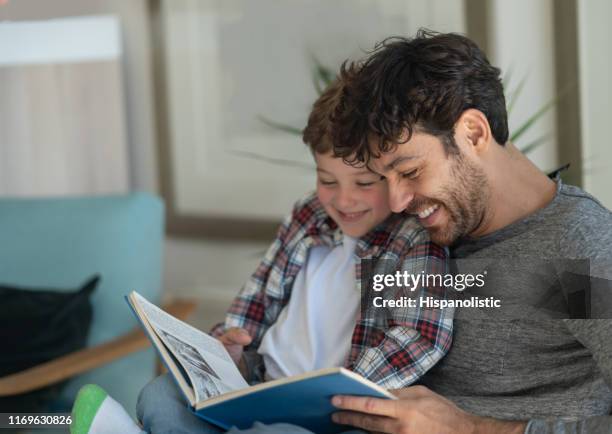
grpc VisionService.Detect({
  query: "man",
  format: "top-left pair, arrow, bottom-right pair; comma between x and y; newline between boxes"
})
328,30 -> 612,433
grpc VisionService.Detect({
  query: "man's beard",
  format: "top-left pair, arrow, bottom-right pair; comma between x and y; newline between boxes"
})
407,153 -> 489,246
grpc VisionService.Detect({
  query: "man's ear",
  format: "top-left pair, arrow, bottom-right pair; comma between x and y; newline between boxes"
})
455,109 -> 493,156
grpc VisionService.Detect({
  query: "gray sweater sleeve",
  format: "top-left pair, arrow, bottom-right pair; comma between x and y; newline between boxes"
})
524,319 -> 612,433
523,322 -> 612,433
526,209 -> 612,434
525,415 -> 612,434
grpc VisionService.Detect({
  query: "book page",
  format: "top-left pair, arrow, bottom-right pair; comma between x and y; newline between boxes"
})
133,293 -> 249,402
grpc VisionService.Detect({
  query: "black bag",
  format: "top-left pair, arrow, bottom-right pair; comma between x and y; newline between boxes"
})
0,275 -> 99,412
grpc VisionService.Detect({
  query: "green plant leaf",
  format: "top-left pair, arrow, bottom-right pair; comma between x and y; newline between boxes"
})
228,149 -> 314,171
519,134 -> 551,155
312,71 -> 325,95
506,75 -> 528,114
510,81 -> 574,144
257,115 -> 303,135
510,97 -> 557,143
310,54 -> 335,95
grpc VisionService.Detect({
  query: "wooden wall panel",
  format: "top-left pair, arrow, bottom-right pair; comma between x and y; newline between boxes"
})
0,17 -> 129,196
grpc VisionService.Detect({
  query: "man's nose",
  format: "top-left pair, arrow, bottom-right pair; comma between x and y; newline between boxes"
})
389,186 -> 414,213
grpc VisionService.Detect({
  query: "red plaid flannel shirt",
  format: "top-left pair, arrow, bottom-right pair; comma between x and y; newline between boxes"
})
211,192 -> 453,389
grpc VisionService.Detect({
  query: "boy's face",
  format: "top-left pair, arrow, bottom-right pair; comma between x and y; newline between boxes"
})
315,151 -> 391,238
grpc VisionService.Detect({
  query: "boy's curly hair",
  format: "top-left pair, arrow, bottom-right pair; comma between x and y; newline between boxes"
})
302,79 -> 344,155
330,29 -> 508,164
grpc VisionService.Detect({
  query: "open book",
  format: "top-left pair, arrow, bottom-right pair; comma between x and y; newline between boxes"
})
126,291 -> 395,433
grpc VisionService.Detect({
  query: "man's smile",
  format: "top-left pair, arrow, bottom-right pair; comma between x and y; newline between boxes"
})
414,204 -> 441,227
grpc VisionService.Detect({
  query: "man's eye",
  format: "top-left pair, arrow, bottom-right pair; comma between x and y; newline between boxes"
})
401,169 -> 419,180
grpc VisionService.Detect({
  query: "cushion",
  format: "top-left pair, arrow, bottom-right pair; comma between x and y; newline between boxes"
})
0,275 -> 99,412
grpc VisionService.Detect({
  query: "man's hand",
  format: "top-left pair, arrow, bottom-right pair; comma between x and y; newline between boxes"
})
331,385 -> 527,434
217,327 -> 252,365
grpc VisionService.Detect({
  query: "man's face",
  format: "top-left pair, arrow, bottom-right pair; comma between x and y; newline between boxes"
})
315,151 -> 392,238
368,131 -> 490,246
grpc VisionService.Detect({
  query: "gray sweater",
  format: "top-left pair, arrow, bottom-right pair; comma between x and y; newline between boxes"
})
421,180 -> 612,433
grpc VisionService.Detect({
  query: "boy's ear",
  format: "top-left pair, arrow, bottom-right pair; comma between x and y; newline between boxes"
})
455,109 -> 492,156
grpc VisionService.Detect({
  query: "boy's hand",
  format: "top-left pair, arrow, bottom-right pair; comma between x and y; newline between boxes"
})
217,327 -> 252,365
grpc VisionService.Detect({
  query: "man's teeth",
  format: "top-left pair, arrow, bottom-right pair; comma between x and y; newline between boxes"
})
418,204 -> 439,219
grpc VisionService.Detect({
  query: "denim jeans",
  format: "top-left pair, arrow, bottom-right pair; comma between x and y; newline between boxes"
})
137,374 -> 366,434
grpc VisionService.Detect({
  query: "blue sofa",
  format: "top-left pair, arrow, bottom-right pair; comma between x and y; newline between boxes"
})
0,193 -> 165,418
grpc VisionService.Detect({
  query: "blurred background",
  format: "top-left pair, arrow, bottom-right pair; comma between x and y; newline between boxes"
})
0,0 -> 610,424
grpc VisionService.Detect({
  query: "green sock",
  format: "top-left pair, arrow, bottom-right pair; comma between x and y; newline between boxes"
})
70,384 -> 107,434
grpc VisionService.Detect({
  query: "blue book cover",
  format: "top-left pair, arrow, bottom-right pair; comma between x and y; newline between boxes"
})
193,368 -> 394,434
126,291 -> 395,434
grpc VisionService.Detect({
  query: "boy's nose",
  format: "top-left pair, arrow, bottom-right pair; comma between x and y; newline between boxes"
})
389,186 -> 414,213
336,189 -> 357,209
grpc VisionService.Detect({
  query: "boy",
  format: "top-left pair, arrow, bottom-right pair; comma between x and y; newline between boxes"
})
70,79 -> 453,434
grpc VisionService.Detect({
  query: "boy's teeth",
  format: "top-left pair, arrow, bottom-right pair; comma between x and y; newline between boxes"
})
418,204 -> 439,219
344,211 -> 364,218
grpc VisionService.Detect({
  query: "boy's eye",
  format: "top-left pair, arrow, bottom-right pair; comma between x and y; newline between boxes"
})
401,169 -> 419,180
356,181 -> 375,187
319,180 -> 337,186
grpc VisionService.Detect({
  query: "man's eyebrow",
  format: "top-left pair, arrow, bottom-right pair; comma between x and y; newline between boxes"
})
384,155 -> 418,171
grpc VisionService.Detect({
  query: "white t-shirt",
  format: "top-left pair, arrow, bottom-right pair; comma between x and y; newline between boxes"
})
257,236 -> 360,380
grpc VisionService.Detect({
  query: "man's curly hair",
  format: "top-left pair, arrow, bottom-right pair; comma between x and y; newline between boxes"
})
330,29 -> 508,164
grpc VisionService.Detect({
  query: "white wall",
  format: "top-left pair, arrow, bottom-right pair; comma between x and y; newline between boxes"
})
163,236 -> 270,330
487,0 -> 559,172
577,0 -> 612,208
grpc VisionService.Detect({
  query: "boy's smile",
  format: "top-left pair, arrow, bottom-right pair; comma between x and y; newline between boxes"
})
314,151 -> 391,238
335,209 -> 370,222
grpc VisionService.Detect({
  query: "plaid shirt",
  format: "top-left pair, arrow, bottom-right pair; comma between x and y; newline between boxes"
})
211,192 -> 453,389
